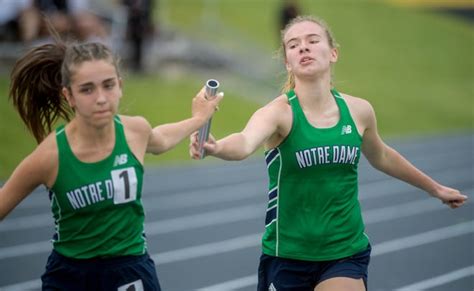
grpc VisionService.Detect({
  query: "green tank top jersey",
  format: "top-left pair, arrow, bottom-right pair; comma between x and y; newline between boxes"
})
50,116 -> 146,259
262,89 -> 369,261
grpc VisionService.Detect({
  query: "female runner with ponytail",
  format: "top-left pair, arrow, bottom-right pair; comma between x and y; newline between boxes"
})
1,39 -> 222,290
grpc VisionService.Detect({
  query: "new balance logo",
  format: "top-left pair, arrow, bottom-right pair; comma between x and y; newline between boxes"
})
341,125 -> 352,135
113,154 -> 128,166
117,279 -> 143,291
269,283 -> 277,291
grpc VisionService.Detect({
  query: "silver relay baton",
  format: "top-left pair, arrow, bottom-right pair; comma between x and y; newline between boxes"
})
197,79 -> 219,159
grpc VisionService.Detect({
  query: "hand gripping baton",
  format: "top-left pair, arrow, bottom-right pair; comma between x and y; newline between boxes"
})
197,79 -> 219,159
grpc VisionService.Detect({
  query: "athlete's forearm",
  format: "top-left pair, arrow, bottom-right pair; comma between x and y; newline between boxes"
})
213,133 -> 256,161
150,116 -> 207,154
376,146 -> 441,196
0,187 -> 5,221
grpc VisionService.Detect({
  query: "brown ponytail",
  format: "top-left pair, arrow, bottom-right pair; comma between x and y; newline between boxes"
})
9,42 -> 73,143
9,40 -> 119,144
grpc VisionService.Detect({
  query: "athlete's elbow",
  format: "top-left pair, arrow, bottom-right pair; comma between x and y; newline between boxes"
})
368,159 -> 385,172
367,151 -> 392,173
233,143 -> 256,161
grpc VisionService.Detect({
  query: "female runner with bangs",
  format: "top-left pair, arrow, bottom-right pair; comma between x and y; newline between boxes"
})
0,39 -> 222,290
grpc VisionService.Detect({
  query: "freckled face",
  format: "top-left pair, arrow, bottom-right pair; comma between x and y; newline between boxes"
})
283,21 -> 338,79
63,60 -> 122,125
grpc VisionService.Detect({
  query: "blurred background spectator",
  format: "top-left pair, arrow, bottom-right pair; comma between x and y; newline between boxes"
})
34,0 -> 109,42
0,0 -> 159,73
279,0 -> 301,32
0,0 -> 38,42
122,0 -> 156,72
0,0 -> 111,44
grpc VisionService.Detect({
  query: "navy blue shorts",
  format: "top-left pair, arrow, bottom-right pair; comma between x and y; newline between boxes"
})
257,244 -> 371,291
41,250 -> 161,291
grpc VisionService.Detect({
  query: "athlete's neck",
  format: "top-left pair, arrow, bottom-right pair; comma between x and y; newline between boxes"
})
68,117 -> 115,149
294,76 -> 334,111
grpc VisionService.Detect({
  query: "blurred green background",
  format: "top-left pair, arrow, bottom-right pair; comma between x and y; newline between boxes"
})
1,0 -> 473,179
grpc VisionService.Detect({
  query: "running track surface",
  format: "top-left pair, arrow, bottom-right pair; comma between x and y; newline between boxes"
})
0,133 -> 472,291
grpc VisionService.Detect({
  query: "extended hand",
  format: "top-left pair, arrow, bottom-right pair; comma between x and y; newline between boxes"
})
192,87 -> 224,125
189,131 -> 217,160
434,185 -> 468,209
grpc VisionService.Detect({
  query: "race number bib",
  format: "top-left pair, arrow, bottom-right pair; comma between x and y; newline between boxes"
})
111,167 -> 138,204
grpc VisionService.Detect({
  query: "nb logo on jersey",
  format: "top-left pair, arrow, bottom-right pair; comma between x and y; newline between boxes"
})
341,125 -> 352,135
268,283 -> 277,291
117,279 -> 143,291
113,154 -> 128,166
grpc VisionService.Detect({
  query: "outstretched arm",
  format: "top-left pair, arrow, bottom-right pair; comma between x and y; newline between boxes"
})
360,101 -> 467,208
146,88 -> 223,155
190,99 -> 286,161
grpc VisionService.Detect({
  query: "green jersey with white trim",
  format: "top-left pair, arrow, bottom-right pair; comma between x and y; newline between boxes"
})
50,116 -> 146,259
262,89 -> 369,261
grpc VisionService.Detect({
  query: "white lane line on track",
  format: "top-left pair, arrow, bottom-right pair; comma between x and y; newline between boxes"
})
0,205 -> 262,261
396,265 -> 474,291
2,220 -> 472,290
197,221 -> 474,291
3,167 -> 471,232
152,233 -> 262,265
12,146 -> 472,211
1,188 -> 472,260
371,221 -> 474,256
0,180 -> 264,231
0,233 -> 262,291
0,278 -> 42,291
199,256 -> 474,291
145,204 -> 262,235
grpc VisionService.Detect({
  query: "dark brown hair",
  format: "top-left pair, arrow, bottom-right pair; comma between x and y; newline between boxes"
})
9,41 -> 120,143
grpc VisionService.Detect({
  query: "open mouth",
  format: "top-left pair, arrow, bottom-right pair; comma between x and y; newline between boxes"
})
300,56 -> 314,64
